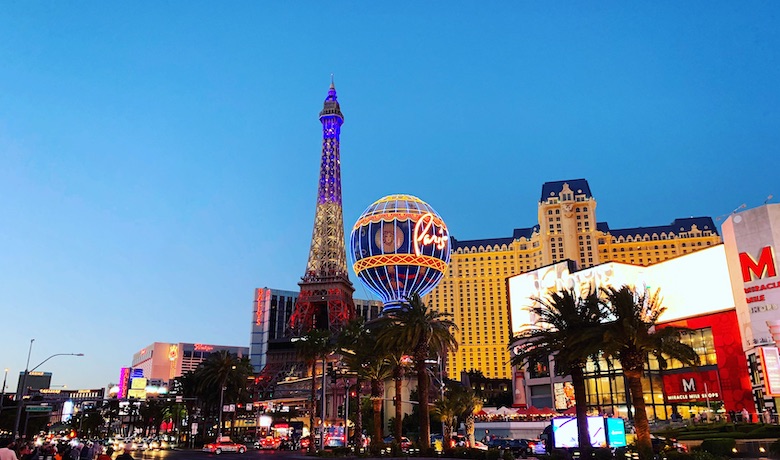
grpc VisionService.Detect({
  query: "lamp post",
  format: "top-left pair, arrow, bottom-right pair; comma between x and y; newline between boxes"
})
217,365 -> 236,440
13,339 -> 84,440
218,384 -> 226,439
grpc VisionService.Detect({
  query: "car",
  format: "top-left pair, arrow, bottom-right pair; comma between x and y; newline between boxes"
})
202,440 -> 247,454
472,441 -> 488,451
650,435 -> 687,454
254,436 -> 281,450
383,436 -> 412,450
299,436 -> 311,450
505,439 -> 532,458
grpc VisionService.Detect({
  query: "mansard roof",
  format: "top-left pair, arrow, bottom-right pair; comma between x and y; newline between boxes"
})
451,236 -> 513,250
450,225 -> 539,250
540,179 -> 592,201
603,216 -> 719,238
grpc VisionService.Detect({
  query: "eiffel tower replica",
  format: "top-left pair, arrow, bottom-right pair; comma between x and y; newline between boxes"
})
289,81 -> 356,334
258,82 -> 357,394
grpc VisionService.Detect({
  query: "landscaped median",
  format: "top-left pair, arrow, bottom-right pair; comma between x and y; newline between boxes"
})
654,422 -> 780,458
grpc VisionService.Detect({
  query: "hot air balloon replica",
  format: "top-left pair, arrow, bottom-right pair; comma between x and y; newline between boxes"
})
350,194 -> 451,313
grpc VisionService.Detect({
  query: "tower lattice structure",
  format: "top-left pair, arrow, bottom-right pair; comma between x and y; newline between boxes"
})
289,82 -> 356,334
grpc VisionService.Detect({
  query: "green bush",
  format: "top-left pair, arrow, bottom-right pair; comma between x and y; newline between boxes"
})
548,448 -> 573,460
593,447 -> 613,460
664,451 -> 692,460
769,439 -> 780,457
502,450 -> 514,460
485,448 -> 501,460
689,451 -> 721,460
698,438 -> 736,457
747,425 -> 780,438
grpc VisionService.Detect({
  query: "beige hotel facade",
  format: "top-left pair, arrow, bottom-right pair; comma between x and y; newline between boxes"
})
425,179 -> 721,380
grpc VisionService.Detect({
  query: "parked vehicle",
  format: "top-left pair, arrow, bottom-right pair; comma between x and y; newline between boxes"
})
202,439 -> 247,454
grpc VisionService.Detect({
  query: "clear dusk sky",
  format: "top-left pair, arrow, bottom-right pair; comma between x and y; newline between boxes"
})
1,2 -> 779,392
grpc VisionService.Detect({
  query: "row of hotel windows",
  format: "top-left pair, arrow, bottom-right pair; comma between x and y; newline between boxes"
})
547,206 -> 590,214
455,231 -> 717,254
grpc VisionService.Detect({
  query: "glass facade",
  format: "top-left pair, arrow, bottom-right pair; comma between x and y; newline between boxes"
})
555,326 -> 721,422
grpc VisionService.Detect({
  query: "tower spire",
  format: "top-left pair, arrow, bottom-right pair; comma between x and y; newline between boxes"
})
289,83 -> 355,334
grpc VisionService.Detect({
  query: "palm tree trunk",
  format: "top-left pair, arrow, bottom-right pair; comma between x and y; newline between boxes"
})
309,360 -> 317,453
394,366 -> 403,441
625,369 -> 652,460
416,354 -> 431,449
465,415 -> 475,446
371,379 -> 383,449
571,364 -> 593,458
354,378 -> 363,449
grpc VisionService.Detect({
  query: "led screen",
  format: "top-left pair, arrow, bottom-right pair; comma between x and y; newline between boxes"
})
606,418 -> 626,447
552,416 -> 606,448
508,245 -> 734,335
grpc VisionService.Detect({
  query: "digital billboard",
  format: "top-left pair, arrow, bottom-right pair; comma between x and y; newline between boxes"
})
605,418 -> 627,447
721,204 -> 780,352
508,245 -> 734,335
552,416 -> 606,448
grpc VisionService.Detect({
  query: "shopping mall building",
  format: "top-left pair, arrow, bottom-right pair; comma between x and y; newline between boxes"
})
505,202 -> 780,422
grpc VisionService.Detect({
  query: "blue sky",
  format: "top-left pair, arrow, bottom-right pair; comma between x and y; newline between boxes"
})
1,2 -> 778,392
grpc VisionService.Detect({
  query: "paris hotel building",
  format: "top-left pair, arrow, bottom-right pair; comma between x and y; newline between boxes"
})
424,179 -> 721,380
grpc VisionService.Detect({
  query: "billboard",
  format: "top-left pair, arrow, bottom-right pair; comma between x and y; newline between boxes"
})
662,370 -> 722,403
553,382 -> 576,410
605,418 -> 627,447
759,347 -> 780,396
552,416 -> 607,448
508,245 -> 734,336
721,204 -> 780,352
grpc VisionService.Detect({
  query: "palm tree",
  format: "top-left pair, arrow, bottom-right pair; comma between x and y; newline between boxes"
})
375,293 -> 458,449
196,350 -> 253,438
459,389 -> 483,447
338,318 -> 393,449
295,329 -> 333,452
600,285 -> 699,460
431,396 -> 459,449
387,344 -> 410,443
509,287 -> 605,457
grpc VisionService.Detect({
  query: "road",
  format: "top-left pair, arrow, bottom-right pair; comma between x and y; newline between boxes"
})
121,448 -> 306,460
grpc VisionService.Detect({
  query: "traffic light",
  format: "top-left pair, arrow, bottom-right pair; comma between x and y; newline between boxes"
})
337,405 -> 344,418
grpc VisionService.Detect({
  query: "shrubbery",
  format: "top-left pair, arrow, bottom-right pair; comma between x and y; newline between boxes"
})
698,438 -> 736,458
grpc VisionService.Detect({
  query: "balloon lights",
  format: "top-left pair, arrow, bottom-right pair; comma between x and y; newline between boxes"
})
350,194 -> 450,312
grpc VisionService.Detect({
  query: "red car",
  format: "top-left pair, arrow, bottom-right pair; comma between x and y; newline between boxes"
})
202,440 -> 247,454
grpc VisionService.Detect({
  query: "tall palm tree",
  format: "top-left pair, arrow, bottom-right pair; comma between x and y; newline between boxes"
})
509,287 -> 605,457
295,329 -> 333,452
375,293 -> 458,449
339,318 -> 393,449
196,350 -> 253,438
600,285 -> 699,460
386,344 -> 410,443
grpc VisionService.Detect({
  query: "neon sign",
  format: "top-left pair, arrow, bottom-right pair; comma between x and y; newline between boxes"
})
194,343 -> 214,352
413,212 -> 448,257
255,289 -> 266,325
168,344 -> 178,361
740,246 -> 777,283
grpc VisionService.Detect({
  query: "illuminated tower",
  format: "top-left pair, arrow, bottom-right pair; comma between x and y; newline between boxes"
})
289,82 -> 356,333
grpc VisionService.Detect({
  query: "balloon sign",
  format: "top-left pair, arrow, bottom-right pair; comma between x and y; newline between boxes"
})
350,194 -> 450,312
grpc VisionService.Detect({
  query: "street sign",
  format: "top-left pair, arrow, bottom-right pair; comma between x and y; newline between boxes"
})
26,406 -> 53,413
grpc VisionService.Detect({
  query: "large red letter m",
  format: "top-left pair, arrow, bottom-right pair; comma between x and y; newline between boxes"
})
740,246 -> 777,282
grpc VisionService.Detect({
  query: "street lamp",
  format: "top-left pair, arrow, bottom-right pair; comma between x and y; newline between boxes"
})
217,366 -> 236,439
13,339 -> 84,439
